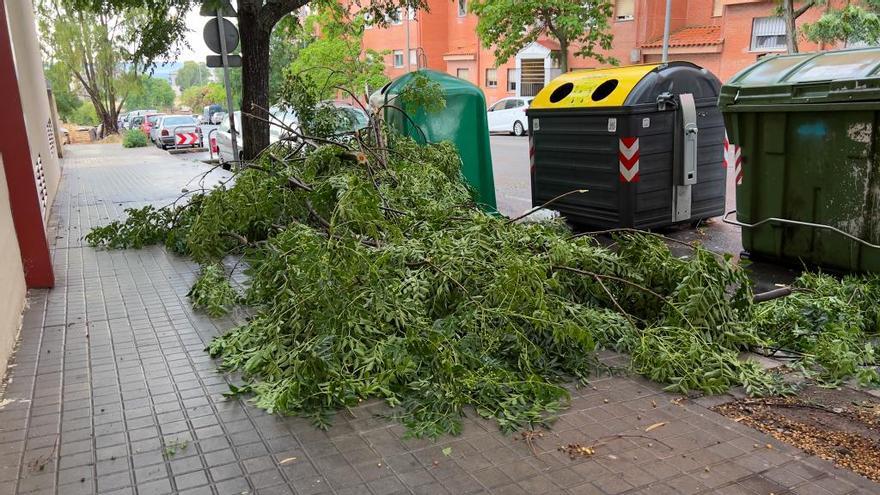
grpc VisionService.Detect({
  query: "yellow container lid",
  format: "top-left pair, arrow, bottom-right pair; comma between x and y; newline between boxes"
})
531,64 -> 662,109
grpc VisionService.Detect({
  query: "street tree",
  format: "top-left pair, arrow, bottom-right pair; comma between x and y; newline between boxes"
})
71,0 -> 427,159
127,76 -> 177,110
289,8 -> 389,100
45,63 -> 83,122
180,83 -> 228,111
175,61 -> 213,91
269,14 -> 304,102
469,0 -> 616,73
37,0 -> 150,133
778,0 -> 880,53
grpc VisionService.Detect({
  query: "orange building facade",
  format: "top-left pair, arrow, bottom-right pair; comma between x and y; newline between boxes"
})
361,0 -> 847,107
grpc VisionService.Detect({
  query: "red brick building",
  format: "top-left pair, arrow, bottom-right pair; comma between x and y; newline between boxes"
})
362,0 -> 846,106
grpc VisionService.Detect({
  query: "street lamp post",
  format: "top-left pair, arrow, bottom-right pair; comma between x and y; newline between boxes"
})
661,0 -> 672,63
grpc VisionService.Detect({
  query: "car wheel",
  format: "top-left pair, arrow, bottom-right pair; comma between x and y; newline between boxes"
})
513,121 -> 526,136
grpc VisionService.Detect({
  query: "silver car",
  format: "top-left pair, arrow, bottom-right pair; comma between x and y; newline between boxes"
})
154,115 -> 200,149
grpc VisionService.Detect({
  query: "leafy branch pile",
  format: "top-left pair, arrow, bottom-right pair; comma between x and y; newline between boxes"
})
754,273 -> 880,386
86,73 -> 880,436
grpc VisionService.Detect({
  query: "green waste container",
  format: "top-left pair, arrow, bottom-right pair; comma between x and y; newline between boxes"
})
375,69 -> 497,210
720,48 -> 880,272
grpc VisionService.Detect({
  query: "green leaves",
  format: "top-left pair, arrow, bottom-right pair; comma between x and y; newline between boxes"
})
122,129 -> 149,148
469,0 -> 616,71
86,71 -> 880,439
187,263 -> 238,317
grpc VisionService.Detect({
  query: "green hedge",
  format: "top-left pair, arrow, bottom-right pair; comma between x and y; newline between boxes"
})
122,129 -> 149,148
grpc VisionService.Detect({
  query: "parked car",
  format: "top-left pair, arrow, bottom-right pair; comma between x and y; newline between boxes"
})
128,114 -> 147,130
123,109 -> 158,130
117,112 -> 128,130
486,97 -> 533,136
140,113 -> 163,136
154,114 -> 200,149
215,111 -> 242,165
202,104 -> 224,126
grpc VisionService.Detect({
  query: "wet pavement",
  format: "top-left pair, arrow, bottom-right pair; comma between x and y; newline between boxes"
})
0,143 -> 874,495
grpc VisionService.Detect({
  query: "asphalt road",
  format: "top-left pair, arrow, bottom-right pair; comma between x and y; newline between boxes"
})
489,134 -> 533,218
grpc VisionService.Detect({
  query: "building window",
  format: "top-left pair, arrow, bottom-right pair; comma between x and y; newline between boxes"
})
409,49 -> 418,66
457,68 -> 470,81
457,0 -> 467,17
507,68 -> 518,92
751,16 -> 787,51
712,0 -> 723,17
615,0 -> 634,21
392,50 -> 404,67
485,68 -> 498,88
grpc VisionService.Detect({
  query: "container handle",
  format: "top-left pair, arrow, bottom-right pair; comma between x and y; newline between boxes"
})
722,210 -> 880,250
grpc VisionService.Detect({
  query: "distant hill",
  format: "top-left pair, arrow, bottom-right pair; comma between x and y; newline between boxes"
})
149,61 -> 184,85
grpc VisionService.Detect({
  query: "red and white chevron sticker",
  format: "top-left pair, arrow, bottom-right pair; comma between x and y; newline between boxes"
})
176,132 -> 199,145
723,132 -> 731,168
723,132 -> 743,184
618,137 -> 640,183
529,136 -> 535,172
734,145 -> 743,185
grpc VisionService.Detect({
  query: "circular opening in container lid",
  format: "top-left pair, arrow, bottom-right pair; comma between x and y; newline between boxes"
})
591,79 -> 619,102
549,82 -> 574,103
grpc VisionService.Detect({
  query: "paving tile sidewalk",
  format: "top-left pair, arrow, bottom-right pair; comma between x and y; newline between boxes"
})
1,143 -> 877,495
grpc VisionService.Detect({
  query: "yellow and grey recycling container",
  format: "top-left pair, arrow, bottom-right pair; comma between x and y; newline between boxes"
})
527,62 -> 726,229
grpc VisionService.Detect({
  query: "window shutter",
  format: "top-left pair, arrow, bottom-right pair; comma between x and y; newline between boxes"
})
616,0 -> 634,19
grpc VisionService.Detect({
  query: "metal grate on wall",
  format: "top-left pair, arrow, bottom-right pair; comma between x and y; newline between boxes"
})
33,154 -> 48,222
46,119 -> 56,158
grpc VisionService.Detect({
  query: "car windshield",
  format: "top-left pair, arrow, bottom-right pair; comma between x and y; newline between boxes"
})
163,116 -> 195,127
335,107 -> 368,130
147,115 -> 161,124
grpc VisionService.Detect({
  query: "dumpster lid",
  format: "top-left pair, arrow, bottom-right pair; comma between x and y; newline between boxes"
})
729,47 -> 880,86
530,62 -> 720,110
530,64 -> 660,109
381,69 -> 483,98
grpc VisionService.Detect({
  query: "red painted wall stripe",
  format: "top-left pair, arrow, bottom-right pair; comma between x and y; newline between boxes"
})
0,0 -> 54,288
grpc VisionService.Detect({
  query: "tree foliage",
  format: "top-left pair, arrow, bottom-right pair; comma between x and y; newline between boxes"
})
126,76 -> 176,111
180,83 -> 227,111
68,0 -> 425,156
84,74 -> 880,437
175,61 -> 213,91
803,1 -> 880,46
45,63 -> 82,122
269,14 -> 305,102
289,8 -> 389,100
778,0 -> 880,52
37,0 -> 156,133
469,0 -> 616,72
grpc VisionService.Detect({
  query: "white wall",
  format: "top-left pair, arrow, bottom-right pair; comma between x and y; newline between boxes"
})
0,154 -> 27,381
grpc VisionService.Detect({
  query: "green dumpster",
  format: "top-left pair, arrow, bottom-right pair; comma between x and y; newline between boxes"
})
375,69 -> 497,210
720,48 -> 880,272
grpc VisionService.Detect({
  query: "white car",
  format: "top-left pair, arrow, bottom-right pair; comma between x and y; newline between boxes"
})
487,97 -> 533,136
215,104 -> 368,166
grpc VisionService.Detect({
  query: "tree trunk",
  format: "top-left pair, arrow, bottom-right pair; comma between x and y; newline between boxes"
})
783,0 -> 799,54
558,40 -> 569,73
238,7 -> 271,160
